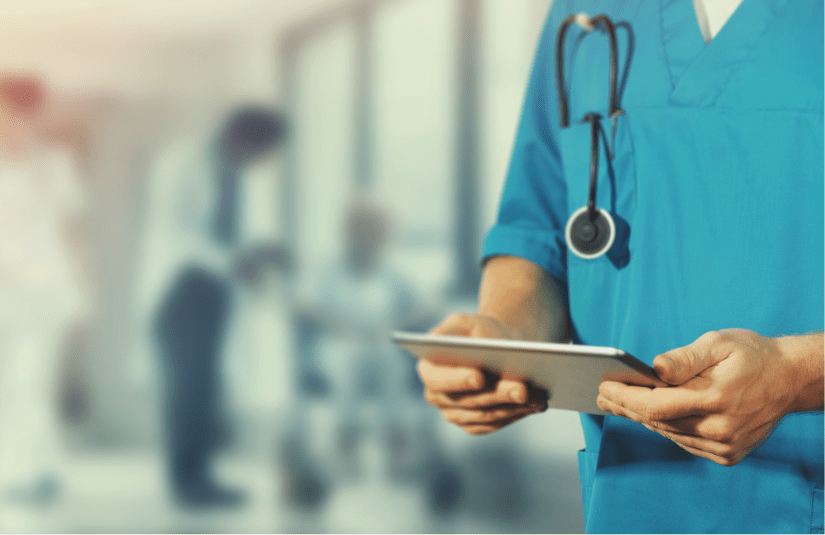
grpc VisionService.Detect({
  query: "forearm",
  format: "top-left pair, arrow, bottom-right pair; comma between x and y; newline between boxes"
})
779,332 -> 824,413
477,255 -> 570,343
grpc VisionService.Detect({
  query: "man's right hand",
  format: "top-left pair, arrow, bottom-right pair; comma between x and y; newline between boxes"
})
417,312 -> 549,435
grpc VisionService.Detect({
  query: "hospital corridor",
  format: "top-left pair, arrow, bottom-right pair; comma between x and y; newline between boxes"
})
0,0 -> 588,532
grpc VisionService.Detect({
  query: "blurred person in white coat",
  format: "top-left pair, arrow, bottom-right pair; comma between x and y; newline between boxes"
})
0,76 -> 90,507
134,106 -> 290,508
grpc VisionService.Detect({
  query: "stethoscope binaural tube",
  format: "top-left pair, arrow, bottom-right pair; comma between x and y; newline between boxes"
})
556,13 -> 622,129
556,13 -> 622,260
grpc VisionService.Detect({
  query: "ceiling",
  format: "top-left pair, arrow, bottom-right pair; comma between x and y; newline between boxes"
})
4,0 -> 350,37
0,0 -> 362,98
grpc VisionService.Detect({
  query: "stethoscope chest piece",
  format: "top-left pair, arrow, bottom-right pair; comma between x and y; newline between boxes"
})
565,206 -> 615,259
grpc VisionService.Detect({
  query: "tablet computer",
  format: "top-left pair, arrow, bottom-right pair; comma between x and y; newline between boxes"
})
392,331 -> 666,415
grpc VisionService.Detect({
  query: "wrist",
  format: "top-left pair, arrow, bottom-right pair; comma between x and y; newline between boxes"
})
477,256 -> 566,342
777,332 -> 824,413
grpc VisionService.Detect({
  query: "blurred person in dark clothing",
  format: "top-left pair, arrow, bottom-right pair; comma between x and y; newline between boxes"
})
138,106 -> 290,508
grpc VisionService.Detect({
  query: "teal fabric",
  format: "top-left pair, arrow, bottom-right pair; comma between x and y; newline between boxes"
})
482,0 -> 824,532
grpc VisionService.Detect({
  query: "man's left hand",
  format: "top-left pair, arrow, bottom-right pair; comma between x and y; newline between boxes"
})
597,329 -> 802,467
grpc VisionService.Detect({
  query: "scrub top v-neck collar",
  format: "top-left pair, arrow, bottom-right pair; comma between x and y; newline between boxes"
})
659,0 -> 790,107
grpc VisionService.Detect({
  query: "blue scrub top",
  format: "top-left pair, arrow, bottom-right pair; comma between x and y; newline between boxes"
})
482,0 -> 824,533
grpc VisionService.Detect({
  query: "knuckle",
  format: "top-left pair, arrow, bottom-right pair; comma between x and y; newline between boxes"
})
456,413 -> 474,426
464,393 -> 491,409
703,390 -> 726,412
491,407 -> 518,422
653,425 -> 674,440
452,393 -> 479,408
446,409 -> 485,426
642,402 -> 663,423
441,409 -> 462,425
452,312 -> 470,323
652,354 -> 677,381
701,330 -> 724,345
715,443 -> 736,459
682,346 -> 703,371
473,408 -> 505,424
433,313 -> 472,335
708,425 -> 734,444
717,455 -> 739,467
415,358 -> 431,379
715,329 -> 737,342
477,392 -> 498,406
704,428 -> 725,443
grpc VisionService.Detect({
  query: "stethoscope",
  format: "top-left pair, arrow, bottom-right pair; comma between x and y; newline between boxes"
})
557,13 -> 625,260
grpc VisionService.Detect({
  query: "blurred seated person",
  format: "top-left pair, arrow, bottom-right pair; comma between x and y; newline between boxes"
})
136,105 -> 290,508
288,200 -> 435,486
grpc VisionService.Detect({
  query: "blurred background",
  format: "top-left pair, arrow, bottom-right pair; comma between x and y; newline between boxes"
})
0,0 -> 587,532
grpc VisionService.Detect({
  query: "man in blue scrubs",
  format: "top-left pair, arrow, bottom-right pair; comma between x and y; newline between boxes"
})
417,0 -> 824,532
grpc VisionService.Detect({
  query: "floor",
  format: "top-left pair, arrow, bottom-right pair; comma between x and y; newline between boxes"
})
0,410 -> 586,534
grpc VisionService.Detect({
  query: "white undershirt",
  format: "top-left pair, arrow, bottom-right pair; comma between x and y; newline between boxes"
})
693,0 -> 744,43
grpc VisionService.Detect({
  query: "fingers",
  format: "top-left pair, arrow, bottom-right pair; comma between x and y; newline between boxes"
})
596,395 -> 733,460
430,313 -> 479,337
660,434 -> 738,466
642,413 -> 737,442
440,403 -> 543,427
417,358 -> 485,393
598,390 -> 776,467
419,312 -> 516,395
436,393 -> 548,434
425,377 -> 548,409
420,356 -> 548,435
641,420 -> 776,467
460,414 -> 536,435
598,377 -> 717,421
430,312 -> 518,340
600,329 -> 788,467
653,331 -> 730,385
422,313 -> 543,434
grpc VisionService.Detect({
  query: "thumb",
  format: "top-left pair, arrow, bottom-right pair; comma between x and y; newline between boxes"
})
430,313 -> 476,336
653,332 -> 727,385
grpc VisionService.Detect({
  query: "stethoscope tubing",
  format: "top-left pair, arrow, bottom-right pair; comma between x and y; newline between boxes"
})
556,13 -> 624,260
